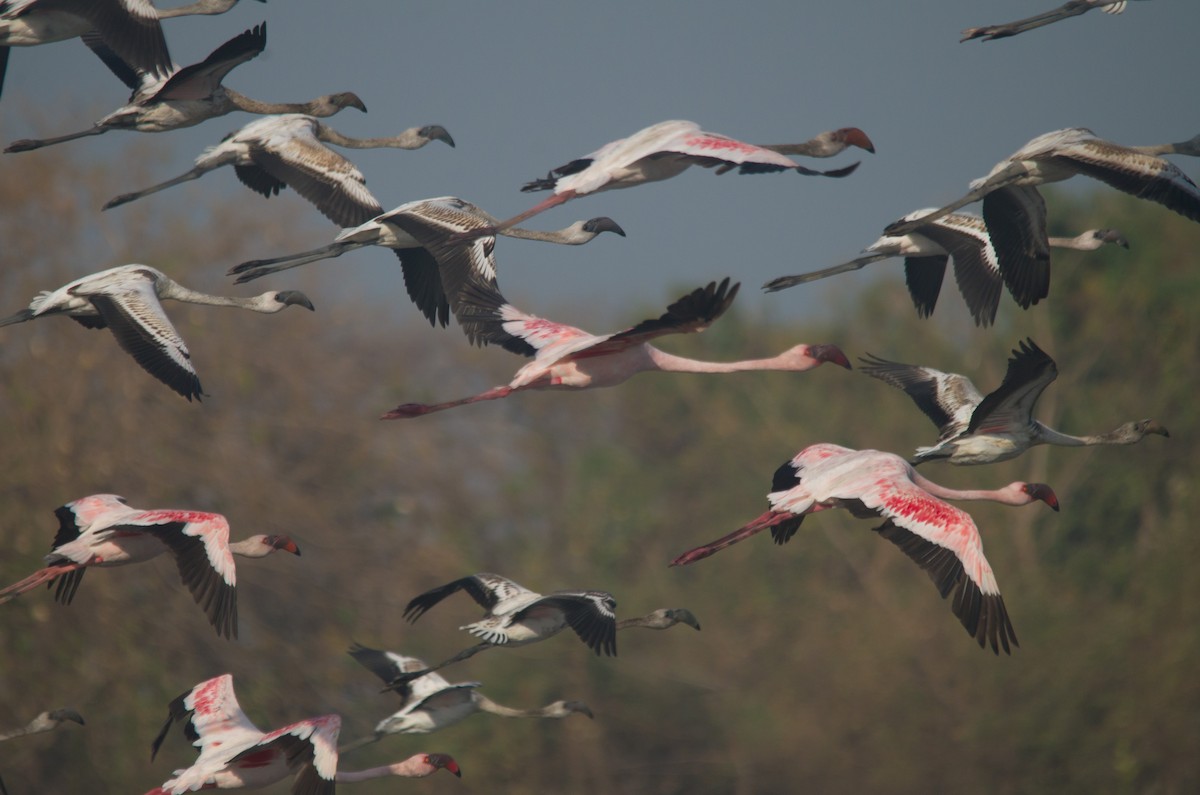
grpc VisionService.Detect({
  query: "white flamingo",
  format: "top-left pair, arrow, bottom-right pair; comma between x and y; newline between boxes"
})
0,494 -> 301,638
882,129 -> 1200,250
378,256 -> 849,419
228,195 -> 625,329
670,443 -> 1061,653
146,674 -> 460,794
342,645 -> 592,748
103,114 -> 454,227
859,338 -> 1169,465
5,23 -> 366,153
473,119 -> 867,236
0,263 -> 314,400
962,0 -> 1149,42
0,0 -> 264,98
765,209 -> 1129,326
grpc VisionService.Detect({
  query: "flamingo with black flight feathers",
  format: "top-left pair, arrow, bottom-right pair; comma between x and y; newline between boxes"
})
145,674 -> 460,794
859,339 -> 1169,465
670,443 -> 1061,654
0,494 -> 300,639
469,120 -> 869,237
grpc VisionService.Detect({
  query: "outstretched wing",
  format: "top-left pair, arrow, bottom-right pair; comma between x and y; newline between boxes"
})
520,592 -> 618,657
403,573 -> 530,623
858,354 -> 983,440
967,338 -> 1057,436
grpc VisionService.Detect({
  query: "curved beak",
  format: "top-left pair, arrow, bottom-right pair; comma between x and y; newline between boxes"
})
420,125 -> 455,148
811,343 -> 852,370
584,217 -> 626,237
267,535 -> 302,555
838,127 -> 876,154
1028,483 -> 1060,512
50,709 -> 85,726
279,291 -> 315,311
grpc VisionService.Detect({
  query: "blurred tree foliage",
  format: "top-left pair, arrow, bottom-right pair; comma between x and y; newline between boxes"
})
0,148 -> 1196,795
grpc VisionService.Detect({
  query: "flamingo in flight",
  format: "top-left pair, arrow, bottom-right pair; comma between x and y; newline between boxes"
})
383,573 -> 618,689
859,338 -> 1169,466
0,263 -> 314,401
470,120 -> 871,236
103,114 -> 454,228
380,218 -> 848,418
228,195 -> 625,329
962,1 -> 1148,42
671,444 -> 1061,654
5,23 -> 366,153
145,674 -> 460,794
882,129 -> 1200,253
0,708 -> 85,742
0,494 -> 300,638
341,645 -> 592,749
0,0 -> 264,99
765,209 -> 1129,326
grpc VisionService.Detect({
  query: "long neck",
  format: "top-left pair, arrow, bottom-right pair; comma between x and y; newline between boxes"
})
1128,134 -> 1200,157
225,89 -> 341,118
473,694 -> 562,719
157,279 -> 278,312
317,125 -> 429,150
1047,232 -> 1102,250
646,347 -> 798,374
1034,421 -> 1149,447
500,222 -> 596,245
228,537 -> 270,558
337,757 -> 431,782
156,0 -> 239,18
909,472 -> 1029,505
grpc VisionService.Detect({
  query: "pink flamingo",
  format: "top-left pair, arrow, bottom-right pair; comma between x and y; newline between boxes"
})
380,225 -> 849,419
475,119 -> 869,235
145,674 -> 460,794
670,444 -> 1060,653
0,494 -> 300,639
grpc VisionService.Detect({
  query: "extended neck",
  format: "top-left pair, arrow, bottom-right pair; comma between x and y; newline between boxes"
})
225,89 -> 349,118
500,222 -> 598,245
473,694 -> 566,719
910,472 -> 1031,506
337,755 -> 439,781
157,280 -> 282,312
646,347 -> 805,374
317,125 -> 433,150
1034,420 -> 1163,447
1129,134 -> 1200,157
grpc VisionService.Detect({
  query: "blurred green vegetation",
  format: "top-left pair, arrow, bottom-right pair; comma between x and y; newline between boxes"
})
0,150 -> 1196,794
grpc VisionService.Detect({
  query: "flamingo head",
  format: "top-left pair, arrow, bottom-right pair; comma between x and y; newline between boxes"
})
582,217 -> 626,237
834,127 -> 876,154
554,700 -> 595,719
45,708 -> 85,727
424,753 -> 462,778
264,535 -> 302,555
1132,419 -> 1170,438
790,343 -> 852,371
661,607 -> 702,630
1092,228 -> 1129,249
328,92 -> 368,113
272,291 -> 315,311
418,125 -> 455,148
1021,483 -> 1059,511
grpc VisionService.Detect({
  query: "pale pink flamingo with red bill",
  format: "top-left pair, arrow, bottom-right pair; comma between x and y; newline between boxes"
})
0,494 -> 300,639
670,444 -> 1060,654
471,119 -> 870,236
145,674 -> 460,794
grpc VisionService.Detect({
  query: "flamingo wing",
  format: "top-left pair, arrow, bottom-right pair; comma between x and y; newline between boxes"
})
578,277 -> 740,358
981,185 -> 1051,309
520,592 -> 618,657
153,23 -> 265,102
248,137 -> 383,228
901,255 -> 949,319
130,511 -> 238,639
232,715 -> 339,795
1051,144 -> 1200,223
910,214 -> 1004,326
86,283 -> 203,401
348,645 -> 457,700
80,0 -> 173,80
45,494 -> 137,603
403,573 -> 529,623
232,162 -> 286,198
967,338 -> 1057,436
151,674 -> 261,762
862,478 -> 1017,654
858,355 -> 983,440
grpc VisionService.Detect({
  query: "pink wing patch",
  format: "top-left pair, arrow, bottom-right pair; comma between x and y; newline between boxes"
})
682,134 -> 761,155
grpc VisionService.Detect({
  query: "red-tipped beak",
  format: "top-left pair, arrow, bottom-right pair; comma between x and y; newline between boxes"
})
444,760 -> 462,778
269,535 -> 302,555
812,343 -> 852,370
839,127 -> 876,154
1028,484 -> 1060,512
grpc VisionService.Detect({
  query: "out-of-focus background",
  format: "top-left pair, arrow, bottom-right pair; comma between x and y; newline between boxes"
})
1,1 -> 1197,792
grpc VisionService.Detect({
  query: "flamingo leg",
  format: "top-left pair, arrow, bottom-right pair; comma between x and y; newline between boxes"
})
5,125 -> 106,154
962,0 -> 1091,40
103,165 -> 213,210
0,563 -> 81,605
451,191 -> 577,241
670,510 -> 795,566
229,241 -> 358,283
381,386 -> 516,420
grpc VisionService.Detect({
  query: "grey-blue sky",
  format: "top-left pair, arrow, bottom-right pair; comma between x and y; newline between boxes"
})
2,0 -> 1196,333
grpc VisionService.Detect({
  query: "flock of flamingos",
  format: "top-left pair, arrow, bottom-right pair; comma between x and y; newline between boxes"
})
0,0 -> 1192,792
